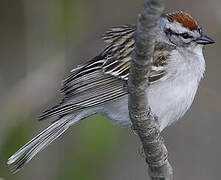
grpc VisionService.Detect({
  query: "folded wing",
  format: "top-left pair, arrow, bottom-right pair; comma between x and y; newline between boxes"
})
39,25 -> 175,120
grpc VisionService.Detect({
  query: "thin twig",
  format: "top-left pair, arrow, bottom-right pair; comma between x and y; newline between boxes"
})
128,0 -> 173,179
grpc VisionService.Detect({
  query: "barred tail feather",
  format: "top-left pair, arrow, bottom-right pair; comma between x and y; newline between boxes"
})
7,115 -> 75,173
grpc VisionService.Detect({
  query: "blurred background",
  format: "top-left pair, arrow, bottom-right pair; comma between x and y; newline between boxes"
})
0,0 -> 220,179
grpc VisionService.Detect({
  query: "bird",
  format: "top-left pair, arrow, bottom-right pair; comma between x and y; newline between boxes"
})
7,11 -> 214,173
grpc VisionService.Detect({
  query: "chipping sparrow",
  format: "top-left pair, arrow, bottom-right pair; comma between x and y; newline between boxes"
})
8,11 -> 214,172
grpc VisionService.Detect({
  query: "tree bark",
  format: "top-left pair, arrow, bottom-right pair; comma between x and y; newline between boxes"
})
128,0 -> 173,179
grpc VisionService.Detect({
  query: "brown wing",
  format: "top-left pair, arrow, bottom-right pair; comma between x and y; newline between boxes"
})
101,25 -> 176,82
39,25 -> 175,120
101,25 -> 135,79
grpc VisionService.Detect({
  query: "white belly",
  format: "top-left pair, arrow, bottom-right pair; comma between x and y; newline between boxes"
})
101,75 -> 199,131
148,75 -> 199,130
101,46 -> 205,131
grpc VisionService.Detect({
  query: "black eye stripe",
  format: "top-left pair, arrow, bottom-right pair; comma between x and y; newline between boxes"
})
165,28 -> 193,39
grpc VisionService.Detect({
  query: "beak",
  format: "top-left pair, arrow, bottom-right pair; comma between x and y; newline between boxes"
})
196,34 -> 215,45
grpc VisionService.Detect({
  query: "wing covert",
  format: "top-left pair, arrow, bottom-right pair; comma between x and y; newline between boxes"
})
39,25 -> 176,120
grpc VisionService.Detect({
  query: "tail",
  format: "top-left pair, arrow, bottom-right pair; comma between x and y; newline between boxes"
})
7,114 -> 76,173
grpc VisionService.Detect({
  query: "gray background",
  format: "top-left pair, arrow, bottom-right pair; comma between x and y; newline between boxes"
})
0,0 -> 220,179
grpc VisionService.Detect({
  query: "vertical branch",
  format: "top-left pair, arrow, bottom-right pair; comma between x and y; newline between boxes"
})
128,0 -> 173,179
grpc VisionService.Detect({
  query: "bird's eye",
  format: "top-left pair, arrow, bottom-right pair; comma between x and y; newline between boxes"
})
181,33 -> 189,39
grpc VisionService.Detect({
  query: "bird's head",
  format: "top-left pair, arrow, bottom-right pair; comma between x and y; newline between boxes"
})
157,11 -> 214,48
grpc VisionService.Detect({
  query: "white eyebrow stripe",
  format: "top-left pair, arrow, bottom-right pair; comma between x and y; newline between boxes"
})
165,21 -> 197,37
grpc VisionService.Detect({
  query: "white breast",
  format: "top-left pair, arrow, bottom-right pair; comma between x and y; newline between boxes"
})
148,73 -> 199,131
148,47 -> 205,130
102,46 -> 205,132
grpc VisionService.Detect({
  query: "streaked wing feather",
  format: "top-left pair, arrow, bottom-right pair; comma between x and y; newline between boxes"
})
102,25 -> 136,80
102,24 -> 136,43
39,71 -> 127,120
39,25 -> 175,120
101,25 -> 175,81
